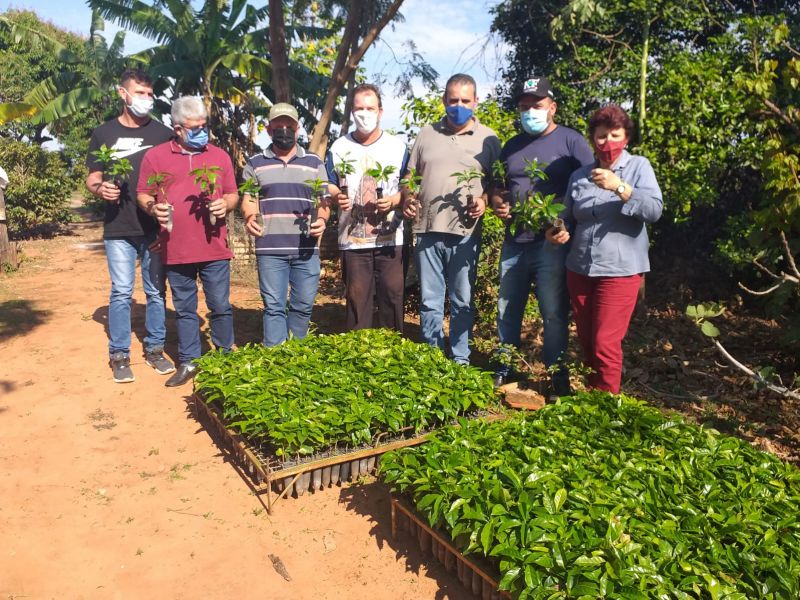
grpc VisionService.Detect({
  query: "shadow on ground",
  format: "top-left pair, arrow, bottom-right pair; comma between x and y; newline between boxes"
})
339,483 -> 473,600
0,299 -> 50,343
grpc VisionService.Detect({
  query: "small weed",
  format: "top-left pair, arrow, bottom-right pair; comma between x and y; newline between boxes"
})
148,447 -> 160,456
203,511 -> 213,519
252,507 -> 264,516
126,516 -> 134,524
135,548 -> 143,556
139,471 -> 155,479
148,486 -> 157,495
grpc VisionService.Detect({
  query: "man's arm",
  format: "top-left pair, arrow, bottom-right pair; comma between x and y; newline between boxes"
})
86,170 -> 120,203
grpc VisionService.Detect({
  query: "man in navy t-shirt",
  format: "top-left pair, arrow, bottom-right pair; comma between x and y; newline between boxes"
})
490,75 -> 594,396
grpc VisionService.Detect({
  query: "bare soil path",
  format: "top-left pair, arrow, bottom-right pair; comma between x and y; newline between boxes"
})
0,215 -> 467,599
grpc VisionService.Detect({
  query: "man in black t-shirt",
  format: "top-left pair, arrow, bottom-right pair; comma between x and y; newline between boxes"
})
85,68 -> 174,383
490,75 -> 595,396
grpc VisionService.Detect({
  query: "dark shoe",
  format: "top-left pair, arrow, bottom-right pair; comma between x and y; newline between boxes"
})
547,377 -> 573,403
145,347 -> 176,375
165,363 -> 196,387
110,352 -> 134,383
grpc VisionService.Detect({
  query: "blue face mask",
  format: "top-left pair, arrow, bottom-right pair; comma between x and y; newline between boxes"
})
445,105 -> 474,127
520,108 -> 549,136
184,126 -> 208,150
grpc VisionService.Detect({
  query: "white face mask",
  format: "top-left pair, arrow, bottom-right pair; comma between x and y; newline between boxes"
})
122,87 -> 154,118
352,109 -> 379,135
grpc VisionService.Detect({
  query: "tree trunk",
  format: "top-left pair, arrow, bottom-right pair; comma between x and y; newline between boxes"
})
637,19 -> 650,144
308,0 -> 404,155
269,0 -> 292,103
0,188 -> 17,269
340,31 -> 361,135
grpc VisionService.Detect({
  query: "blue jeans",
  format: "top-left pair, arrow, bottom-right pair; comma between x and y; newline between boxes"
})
166,260 -> 234,363
256,254 -> 321,346
104,235 -> 166,357
496,239 -> 569,378
415,232 -> 480,364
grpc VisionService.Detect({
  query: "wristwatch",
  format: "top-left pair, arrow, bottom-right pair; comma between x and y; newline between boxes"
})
615,181 -> 627,195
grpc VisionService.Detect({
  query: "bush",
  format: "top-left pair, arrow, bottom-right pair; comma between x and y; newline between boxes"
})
0,139 -> 75,236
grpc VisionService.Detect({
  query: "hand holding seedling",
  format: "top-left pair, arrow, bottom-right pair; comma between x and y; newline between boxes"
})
152,202 -> 171,227
336,191 -> 352,211
546,226 -> 569,245
491,194 -> 512,219
97,180 -> 121,203
190,165 -> 223,225
308,217 -> 326,238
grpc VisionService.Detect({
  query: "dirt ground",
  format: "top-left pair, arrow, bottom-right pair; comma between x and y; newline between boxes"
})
0,213 -> 470,600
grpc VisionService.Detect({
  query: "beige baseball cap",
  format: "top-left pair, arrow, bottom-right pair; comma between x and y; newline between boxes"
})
268,103 -> 299,123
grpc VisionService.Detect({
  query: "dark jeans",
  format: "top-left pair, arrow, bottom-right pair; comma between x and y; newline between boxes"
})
166,260 -> 234,363
342,246 -> 404,332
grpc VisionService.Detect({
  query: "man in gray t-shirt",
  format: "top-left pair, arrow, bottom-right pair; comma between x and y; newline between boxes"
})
490,75 -> 594,395
403,73 -> 500,364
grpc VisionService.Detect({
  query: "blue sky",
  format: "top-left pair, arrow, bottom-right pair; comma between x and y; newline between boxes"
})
3,0 -> 509,131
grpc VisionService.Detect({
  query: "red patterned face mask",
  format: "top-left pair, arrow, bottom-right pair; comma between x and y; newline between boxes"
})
594,138 -> 627,164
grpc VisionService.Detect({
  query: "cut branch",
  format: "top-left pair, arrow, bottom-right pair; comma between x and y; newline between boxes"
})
712,339 -> 800,401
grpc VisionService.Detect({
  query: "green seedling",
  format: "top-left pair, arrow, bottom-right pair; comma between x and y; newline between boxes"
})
304,177 -> 328,225
239,178 -> 263,235
334,153 -> 357,198
190,165 -> 223,225
366,162 -> 398,199
400,167 -> 424,224
509,158 -> 566,236
450,168 -> 484,209
380,393 -> 800,599
146,171 -> 173,232
92,144 -> 134,186
491,159 -> 507,187
194,329 -> 496,460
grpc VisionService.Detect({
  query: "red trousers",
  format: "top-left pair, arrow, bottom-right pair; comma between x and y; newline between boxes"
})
566,270 -> 642,394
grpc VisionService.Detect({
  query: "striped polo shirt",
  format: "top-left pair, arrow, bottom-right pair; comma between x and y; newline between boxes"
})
242,146 -> 328,257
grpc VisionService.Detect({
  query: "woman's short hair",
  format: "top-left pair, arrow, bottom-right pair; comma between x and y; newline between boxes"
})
588,104 -> 634,140
171,96 -> 207,126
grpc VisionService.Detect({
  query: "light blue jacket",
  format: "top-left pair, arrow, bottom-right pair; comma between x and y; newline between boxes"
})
563,151 -> 662,277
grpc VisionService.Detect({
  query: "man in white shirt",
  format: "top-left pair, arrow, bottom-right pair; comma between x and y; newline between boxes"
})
326,83 -> 409,331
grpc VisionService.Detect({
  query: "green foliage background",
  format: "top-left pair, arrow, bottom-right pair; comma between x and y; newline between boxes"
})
0,138 -> 74,235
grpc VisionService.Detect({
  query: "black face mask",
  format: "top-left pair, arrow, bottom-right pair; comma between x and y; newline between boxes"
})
272,127 -> 296,151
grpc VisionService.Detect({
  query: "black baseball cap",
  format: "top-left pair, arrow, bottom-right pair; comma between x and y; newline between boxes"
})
517,76 -> 555,102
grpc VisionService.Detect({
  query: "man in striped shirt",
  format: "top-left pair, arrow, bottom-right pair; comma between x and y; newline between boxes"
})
241,103 -> 333,346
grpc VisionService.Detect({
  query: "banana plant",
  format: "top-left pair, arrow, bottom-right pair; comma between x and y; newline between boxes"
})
190,165 -> 223,225
509,158 -> 566,236
146,171 -> 174,232
91,144 -> 133,186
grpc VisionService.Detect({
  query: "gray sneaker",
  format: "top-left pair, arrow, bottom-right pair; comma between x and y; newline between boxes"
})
110,352 -> 134,383
145,347 -> 176,375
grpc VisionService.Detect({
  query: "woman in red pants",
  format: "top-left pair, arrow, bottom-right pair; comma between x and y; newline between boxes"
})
547,105 -> 662,393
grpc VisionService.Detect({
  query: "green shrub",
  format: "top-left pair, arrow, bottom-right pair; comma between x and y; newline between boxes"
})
381,392 -> 800,598
0,139 -> 74,236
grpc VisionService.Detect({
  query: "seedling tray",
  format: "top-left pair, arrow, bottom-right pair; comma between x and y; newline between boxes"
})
390,495 -> 511,600
192,392 -> 502,513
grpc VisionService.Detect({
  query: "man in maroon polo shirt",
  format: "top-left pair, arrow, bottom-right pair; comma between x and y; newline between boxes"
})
137,96 -> 239,387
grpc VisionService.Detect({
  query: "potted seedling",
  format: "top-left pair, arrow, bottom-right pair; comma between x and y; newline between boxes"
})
491,159 -> 512,207
189,164 -> 223,226
509,158 -> 566,236
238,178 -> 263,234
146,171 -> 174,233
400,167 -> 423,224
91,144 -> 134,190
334,153 -> 357,200
304,177 -> 328,226
366,162 -> 398,223
451,168 -> 484,211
